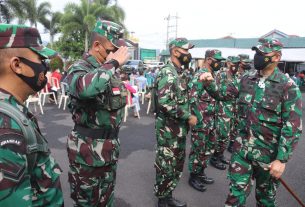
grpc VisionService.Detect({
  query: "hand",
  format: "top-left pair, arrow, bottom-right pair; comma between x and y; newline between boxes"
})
188,115 -> 197,127
269,160 -> 286,179
107,46 -> 130,66
199,72 -> 214,82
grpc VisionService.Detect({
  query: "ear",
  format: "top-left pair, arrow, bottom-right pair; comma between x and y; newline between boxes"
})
273,53 -> 281,62
9,57 -> 23,74
93,41 -> 101,52
172,48 -> 180,57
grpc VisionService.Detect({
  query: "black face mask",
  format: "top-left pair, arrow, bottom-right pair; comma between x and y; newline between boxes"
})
211,59 -> 221,71
242,63 -> 251,70
177,52 -> 192,68
17,57 -> 49,92
254,53 -> 273,70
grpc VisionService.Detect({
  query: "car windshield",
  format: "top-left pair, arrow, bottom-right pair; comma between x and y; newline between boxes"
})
126,60 -> 140,65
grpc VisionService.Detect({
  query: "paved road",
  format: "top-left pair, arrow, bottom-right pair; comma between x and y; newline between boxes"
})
34,94 -> 305,207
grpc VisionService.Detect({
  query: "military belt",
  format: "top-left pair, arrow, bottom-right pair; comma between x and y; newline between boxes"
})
74,124 -> 119,139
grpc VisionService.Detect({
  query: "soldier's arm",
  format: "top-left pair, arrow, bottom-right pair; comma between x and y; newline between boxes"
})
0,128 -> 32,206
67,61 -> 118,99
199,72 -> 239,101
276,81 -> 302,162
158,71 -> 191,121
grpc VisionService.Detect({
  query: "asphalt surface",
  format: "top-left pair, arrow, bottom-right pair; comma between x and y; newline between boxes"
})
33,94 -> 305,207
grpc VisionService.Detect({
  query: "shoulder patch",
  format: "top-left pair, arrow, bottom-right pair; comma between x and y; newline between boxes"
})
0,133 -> 25,153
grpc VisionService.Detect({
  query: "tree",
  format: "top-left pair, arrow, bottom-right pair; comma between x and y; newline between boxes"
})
60,0 -> 126,53
40,11 -> 63,47
19,0 -> 51,28
0,0 -> 24,23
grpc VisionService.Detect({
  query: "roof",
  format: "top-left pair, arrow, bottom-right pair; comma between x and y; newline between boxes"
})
190,47 -> 305,62
189,37 -> 305,49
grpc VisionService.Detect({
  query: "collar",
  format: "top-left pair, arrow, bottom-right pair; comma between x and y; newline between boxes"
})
82,52 -> 101,68
266,67 -> 281,83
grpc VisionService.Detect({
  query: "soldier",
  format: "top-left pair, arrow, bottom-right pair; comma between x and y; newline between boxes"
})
188,49 -> 226,192
236,54 -> 252,78
0,24 -> 64,206
199,38 -> 302,207
65,19 -> 130,207
226,54 -> 253,153
154,38 -> 197,207
212,56 -> 240,169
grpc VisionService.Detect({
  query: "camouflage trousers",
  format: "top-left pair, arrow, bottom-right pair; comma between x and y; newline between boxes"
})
225,149 -> 280,207
68,162 -> 117,207
154,115 -> 188,198
215,115 -> 237,155
188,113 -> 216,174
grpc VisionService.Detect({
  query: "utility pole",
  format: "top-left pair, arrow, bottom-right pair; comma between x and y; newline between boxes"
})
164,13 -> 179,48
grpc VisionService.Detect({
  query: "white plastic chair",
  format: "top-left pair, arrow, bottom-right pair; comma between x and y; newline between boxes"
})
40,84 -> 57,105
25,92 -> 44,114
58,82 -> 69,110
124,85 -> 140,122
51,77 -> 60,92
137,82 -> 147,104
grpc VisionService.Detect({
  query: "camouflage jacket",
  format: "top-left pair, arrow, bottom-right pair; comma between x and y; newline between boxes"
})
155,61 -> 191,122
66,53 -> 124,129
0,90 -> 63,206
189,68 -> 216,114
206,67 -> 302,162
215,68 -> 238,118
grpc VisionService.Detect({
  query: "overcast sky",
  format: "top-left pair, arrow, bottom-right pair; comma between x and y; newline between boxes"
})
46,0 -> 305,49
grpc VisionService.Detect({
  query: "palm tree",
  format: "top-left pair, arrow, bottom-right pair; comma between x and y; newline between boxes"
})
40,12 -> 63,47
0,0 -> 24,23
19,0 -> 51,28
60,0 -> 126,52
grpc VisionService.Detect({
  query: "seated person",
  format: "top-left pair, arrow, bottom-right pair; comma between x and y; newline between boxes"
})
121,73 -> 140,117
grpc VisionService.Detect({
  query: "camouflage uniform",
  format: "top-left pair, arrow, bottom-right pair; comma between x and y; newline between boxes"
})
188,50 -> 226,174
154,38 -> 194,198
204,38 -> 302,206
214,57 -> 240,157
66,20 -> 127,207
0,24 -> 63,206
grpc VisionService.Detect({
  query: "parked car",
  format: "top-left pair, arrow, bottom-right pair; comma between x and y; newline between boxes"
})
145,61 -> 165,70
122,60 -> 145,74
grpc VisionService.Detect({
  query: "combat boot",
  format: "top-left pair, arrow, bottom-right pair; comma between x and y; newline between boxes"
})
198,171 -> 214,184
219,154 -> 230,165
210,155 -> 226,170
158,193 -> 187,207
188,173 -> 207,192
227,141 -> 234,153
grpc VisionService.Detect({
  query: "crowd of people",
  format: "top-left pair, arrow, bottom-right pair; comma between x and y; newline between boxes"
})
0,19 -> 303,207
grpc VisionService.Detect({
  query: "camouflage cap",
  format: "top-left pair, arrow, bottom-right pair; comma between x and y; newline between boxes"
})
205,49 -> 225,60
226,56 -> 240,63
169,38 -> 194,50
93,19 -> 126,48
238,54 -> 251,63
251,37 -> 283,53
0,24 -> 57,59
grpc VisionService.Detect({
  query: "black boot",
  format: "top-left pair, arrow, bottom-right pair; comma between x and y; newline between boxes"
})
227,141 -> 234,153
198,171 -> 214,184
219,154 -> 230,165
189,173 -> 207,192
158,193 -> 187,207
210,155 -> 226,170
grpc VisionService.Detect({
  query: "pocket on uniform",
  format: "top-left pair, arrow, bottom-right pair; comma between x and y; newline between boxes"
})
258,97 -> 281,124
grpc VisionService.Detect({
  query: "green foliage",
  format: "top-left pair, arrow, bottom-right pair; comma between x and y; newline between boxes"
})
49,56 -> 64,72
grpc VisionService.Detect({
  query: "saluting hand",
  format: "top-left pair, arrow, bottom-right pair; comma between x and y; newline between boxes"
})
269,160 -> 286,179
188,115 -> 197,127
107,46 -> 130,67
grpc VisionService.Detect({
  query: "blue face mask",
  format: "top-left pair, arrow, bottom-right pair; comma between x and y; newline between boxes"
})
16,57 -> 49,92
